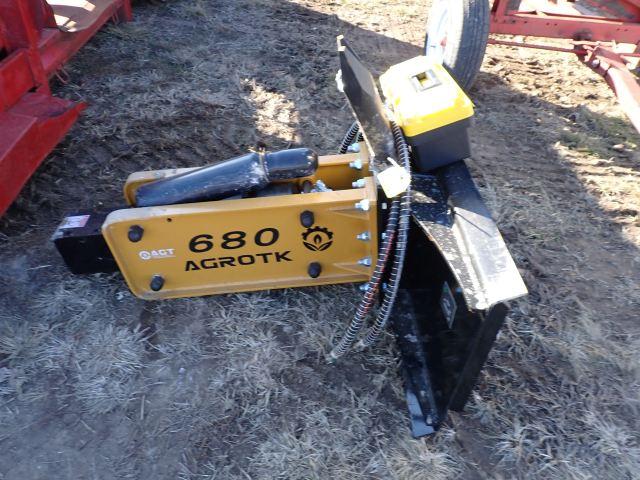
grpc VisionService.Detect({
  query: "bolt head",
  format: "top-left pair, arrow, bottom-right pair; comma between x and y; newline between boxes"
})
150,275 -> 164,292
349,159 -> 363,170
128,225 -> 144,242
358,257 -> 372,266
355,199 -> 370,211
307,262 -> 322,278
300,210 -> 314,228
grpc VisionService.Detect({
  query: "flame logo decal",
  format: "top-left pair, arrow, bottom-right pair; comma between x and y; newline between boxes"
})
302,226 -> 334,251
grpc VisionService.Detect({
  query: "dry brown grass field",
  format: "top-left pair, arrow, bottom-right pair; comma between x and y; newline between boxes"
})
1,0 -> 639,478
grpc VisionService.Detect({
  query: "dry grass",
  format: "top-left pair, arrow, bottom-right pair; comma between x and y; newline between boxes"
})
0,0 -> 639,478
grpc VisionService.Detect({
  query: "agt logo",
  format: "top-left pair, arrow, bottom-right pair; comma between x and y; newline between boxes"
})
139,249 -> 175,260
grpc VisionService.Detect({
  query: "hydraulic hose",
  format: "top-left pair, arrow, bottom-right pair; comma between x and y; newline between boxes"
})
328,198 -> 399,359
338,121 -> 365,155
358,121 -> 412,347
329,121 -> 411,359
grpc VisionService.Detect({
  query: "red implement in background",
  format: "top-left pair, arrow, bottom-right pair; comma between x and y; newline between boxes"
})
489,0 -> 640,131
0,0 -> 131,217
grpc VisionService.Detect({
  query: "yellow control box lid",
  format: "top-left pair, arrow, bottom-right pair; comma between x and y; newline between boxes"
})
379,57 -> 474,137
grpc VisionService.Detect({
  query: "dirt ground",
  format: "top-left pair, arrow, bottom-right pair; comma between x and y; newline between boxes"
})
1,0 -> 639,478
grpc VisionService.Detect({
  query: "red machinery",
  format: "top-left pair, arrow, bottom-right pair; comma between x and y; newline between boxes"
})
0,0 -> 131,216
425,0 -> 640,131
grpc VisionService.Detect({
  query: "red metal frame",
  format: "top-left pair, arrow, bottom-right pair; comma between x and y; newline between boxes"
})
488,0 -> 640,132
0,0 -> 131,216
490,0 -> 640,42
581,44 -> 640,131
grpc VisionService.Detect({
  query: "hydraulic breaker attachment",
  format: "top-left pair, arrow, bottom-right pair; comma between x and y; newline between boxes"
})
102,175 -> 377,299
53,148 -> 378,298
52,37 -> 527,438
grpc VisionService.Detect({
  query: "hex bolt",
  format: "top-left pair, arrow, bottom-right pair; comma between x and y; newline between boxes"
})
358,257 -> 372,267
347,143 -> 361,153
354,199 -> 370,211
128,225 -> 144,242
356,231 -> 370,241
335,69 -> 344,93
349,159 -> 363,170
300,210 -> 314,227
307,262 -> 322,279
300,180 -> 313,193
149,275 -> 164,292
351,178 -> 366,188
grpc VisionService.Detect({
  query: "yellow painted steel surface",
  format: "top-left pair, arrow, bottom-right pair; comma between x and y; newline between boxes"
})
380,57 -> 473,137
104,151 -> 377,300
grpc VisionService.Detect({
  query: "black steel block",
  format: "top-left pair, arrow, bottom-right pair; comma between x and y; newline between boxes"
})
408,119 -> 471,172
52,211 -> 118,274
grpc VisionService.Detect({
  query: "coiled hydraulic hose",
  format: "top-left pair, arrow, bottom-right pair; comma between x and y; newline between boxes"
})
329,121 -> 411,359
328,198 -> 400,359
338,121 -> 364,155
358,121 -> 411,347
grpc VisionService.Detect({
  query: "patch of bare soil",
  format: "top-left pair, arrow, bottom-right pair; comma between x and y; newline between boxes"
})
0,1 -> 638,479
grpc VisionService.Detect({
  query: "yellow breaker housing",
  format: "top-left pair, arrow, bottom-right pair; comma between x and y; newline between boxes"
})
102,147 -> 378,300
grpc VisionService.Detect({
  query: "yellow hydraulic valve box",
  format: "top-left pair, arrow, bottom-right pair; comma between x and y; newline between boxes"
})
380,57 -> 474,171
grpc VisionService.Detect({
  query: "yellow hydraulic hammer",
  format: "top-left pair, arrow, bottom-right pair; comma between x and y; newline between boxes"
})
52,37 -> 527,438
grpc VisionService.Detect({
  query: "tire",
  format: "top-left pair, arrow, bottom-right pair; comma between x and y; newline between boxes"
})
424,0 -> 490,91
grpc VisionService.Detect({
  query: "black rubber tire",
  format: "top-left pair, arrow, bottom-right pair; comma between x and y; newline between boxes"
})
424,0 -> 490,91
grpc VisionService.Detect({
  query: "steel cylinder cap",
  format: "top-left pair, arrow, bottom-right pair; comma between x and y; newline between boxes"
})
264,148 -> 318,180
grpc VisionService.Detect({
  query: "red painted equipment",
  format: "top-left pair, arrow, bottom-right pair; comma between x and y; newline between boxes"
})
490,0 -> 640,43
0,0 -> 131,216
488,0 -> 640,131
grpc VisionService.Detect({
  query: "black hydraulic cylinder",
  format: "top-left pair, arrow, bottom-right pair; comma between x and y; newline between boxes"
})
134,148 -> 318,207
